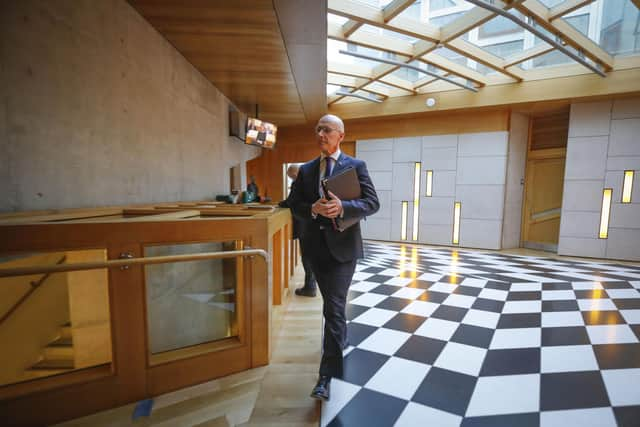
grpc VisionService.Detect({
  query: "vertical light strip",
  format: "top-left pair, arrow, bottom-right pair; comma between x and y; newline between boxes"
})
599,189 -> 612,239
412,162 -> 421,241
622,170 -> 634,203
425,170 -> 433,197
453,202 -> 461,245
401,201 -> 408,241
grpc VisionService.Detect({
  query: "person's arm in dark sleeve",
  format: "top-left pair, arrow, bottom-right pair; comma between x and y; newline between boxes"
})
287,169 -> 313,220
341,160 -> 379,220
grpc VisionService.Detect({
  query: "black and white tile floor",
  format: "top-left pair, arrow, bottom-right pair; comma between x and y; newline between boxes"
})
321,241 -> 640,427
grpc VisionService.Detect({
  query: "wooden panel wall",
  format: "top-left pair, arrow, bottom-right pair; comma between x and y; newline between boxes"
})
248,108 -> 510,202
530,109 -> 570,151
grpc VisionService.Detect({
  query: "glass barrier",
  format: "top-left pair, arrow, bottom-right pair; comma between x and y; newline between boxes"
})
144,241 -> 242,361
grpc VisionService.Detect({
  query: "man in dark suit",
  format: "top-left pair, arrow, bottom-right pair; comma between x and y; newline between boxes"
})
287,114 -> 379,401
279,164 -> 317,297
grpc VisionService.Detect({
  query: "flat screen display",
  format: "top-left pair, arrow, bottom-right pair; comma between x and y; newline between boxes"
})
245,118 -> 277,149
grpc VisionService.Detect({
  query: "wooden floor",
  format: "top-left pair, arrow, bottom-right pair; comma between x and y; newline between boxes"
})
56,266 -> 323,427
239,279 -> 323,427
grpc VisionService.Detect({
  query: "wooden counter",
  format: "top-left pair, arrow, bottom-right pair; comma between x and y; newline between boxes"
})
0,202 -> 296,426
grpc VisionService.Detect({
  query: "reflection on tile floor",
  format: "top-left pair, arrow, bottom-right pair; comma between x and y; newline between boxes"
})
321,242 -> 640,427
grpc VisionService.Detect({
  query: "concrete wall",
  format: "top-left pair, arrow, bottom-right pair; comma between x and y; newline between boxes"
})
558,98 -> 640,261
358,131 -> 509,250
0,0 -> 260,212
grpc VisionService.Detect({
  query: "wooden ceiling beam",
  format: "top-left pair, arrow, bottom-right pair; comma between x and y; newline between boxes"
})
447,38 -> 525,81
328,0 -> 525,105
327,61 -> 373,79
379,74 -> 418,93
515,0 -> 614,70
420,53 -> 487,86
328,0 -> 440,42
329,67 -> 640,120
382,0 -> 416,22
439,6 -> 496,42
327,74 -> 369,88
328,21 -> 414,57
342,20 -> 362,37
329,21 -> 486,86
503,42 -> 555,67
328,75 -> 394,97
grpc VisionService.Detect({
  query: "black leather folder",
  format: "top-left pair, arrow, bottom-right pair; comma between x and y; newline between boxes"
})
322,167 -> 362,232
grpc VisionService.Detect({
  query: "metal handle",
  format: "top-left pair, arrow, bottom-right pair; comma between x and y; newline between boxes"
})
119,252 -> 134,270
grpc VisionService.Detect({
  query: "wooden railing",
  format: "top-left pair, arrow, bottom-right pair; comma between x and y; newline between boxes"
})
0,249 -> 269,278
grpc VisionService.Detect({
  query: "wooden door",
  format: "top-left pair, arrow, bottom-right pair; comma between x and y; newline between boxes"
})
522,149 -> 566,251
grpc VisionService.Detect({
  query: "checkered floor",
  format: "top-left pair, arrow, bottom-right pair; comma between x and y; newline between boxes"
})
320,241 -> 640,427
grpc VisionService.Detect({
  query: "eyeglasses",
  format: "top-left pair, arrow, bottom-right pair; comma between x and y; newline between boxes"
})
316,125 -> 339,134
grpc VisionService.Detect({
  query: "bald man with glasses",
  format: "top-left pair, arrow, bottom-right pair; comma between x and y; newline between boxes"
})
287,114 -> 380,401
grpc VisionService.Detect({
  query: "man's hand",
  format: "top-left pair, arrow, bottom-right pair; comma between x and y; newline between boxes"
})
312,192 -> 343,219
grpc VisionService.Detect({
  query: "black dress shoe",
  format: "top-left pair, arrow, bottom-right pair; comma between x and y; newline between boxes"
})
295,287 -> 317,297
310,376 -> 331,401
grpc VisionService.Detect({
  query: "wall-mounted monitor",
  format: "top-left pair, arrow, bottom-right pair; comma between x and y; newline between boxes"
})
245,118 -> 277,149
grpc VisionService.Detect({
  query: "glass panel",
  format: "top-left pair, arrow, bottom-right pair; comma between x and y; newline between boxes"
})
391,60 -> 427,82
477,13 -> 525,39
328,13 -> 348,26
329,39 -> 382,70
530,14 -> 590,69
531,47 -> 572,68
392,0 -> 422,21
0,249 -> 112,386
539,0 -> 563,7
144,241 -> 240,355
428,0 -> 457,12
368,81 -> 398,92
353,24 -> 419,45
599,0 -> 640,56
353,0 -> 382,6
327,84 -> 342,95
428,11 -> 465,28
381,28 -> 419,44
475,39 -> 524,74
435,46 -> 469,67
561,13 -> 590,38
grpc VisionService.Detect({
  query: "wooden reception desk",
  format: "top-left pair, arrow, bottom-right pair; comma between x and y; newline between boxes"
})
0,202 -> 296,426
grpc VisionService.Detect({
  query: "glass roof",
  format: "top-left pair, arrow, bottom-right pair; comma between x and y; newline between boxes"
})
328,0 -> 640,104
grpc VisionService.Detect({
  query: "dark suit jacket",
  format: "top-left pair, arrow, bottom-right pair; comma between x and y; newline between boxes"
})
278,181 -> 302,239
287,152 -> 379,263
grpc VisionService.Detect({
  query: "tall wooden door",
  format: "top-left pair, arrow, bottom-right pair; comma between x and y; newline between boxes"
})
521,109 -> 569,252
522,151 -> 566,251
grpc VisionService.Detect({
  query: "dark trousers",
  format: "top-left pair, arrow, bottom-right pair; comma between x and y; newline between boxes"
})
300,245 -> 316,290
310,252 -> 356,378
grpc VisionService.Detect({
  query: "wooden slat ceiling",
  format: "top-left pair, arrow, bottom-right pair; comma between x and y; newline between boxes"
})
129,0 -> 326,126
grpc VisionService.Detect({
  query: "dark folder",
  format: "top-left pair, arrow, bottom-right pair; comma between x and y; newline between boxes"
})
322,167 -> 362,232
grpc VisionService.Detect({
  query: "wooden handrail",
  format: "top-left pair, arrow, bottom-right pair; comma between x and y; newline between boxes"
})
0,249 -> 269,278
0,255 -> 67,326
